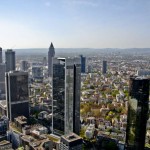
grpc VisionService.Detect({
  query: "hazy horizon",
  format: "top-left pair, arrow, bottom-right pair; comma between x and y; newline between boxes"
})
2,48 -> 150,57
3,47 -> 150,50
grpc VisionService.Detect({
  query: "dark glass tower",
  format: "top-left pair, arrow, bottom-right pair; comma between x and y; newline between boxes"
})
0,63 -> 6,94
102,60 -> 107,74
126,76 -> 149,150
80,55 -> 86,73
0,47 -> 2,63
5,49 -> 16,72
6,71 -> 29,121
52,57 -> 81,136
48,43 -> 55,77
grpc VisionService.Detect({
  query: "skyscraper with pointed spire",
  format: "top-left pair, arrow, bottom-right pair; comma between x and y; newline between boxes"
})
48,42 -> 55,77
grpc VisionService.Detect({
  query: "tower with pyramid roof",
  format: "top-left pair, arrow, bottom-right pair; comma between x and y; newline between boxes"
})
48,42 -> 55,77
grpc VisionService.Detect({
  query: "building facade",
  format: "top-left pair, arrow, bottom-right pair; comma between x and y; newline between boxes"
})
5,71 -> 29,121
48,43 -> 55,77
0,63 -> 6,94
0,47 -> 2,63
20,60 -> 28,71
32,66 -> 43,79
5,49 -> 16,72
52,57 -> 81,136
137,69 -> 150,76
0,116 -> 8,136
60,133 -> 83,150
126,76 -> 149,150
80,55 -> 86,73
0,48 -> 5,94
102,60 -> 107,74
0,140 -> 12,150
43,57 -> 47,66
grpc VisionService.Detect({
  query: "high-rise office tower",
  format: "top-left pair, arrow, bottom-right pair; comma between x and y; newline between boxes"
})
80,55 -> 86,73
126,76 -> 149,150
0,48 -> 5,94
20,60 -> 28,71
102,60 -> 107,74
52,57 -> 81,136
0,47 -> 2,63
0,63 -> 6,94
32,66 -> 43,79
43,57 -> 47,66
6,71 -> 29,121
48,43 -> 55,77
5,49 -> 16,72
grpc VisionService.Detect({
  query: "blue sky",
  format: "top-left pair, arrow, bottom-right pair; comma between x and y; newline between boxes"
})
0,0 -> 150,48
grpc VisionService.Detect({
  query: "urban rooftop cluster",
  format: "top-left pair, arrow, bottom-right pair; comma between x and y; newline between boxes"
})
0,45 -> 149,150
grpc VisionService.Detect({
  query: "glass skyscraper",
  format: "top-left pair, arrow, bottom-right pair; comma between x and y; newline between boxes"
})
126,76 -> 149,150
0,47 -> 2,63
6,71 -> 29,121
102,60 -> 107,74
80,55 -> 86,73
0,63 -> 6,94
5,49 -> 16,72
52,57 -> 81,136
0,48 -> 5,94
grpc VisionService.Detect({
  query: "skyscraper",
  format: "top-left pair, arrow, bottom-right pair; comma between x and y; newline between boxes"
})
6,71 -> 29,121
20,60 -> 28,71
52,57 -> 81,136
126,76 -> 149,150
48,43 -> 55,77
0,63 -> 6,94
5,49 -> 16,72
43,57 -> 47,66
80,55 -> 86,73
0,48 -> 5,94
102,60 -> 107,74
0,47 -> 2,63
32,66 -> 43,80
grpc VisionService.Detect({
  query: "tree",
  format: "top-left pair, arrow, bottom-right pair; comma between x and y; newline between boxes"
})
84,104 -> 91,113
105,116 -> 111,121
80,128 -> 86,138
90,85 -> 95,89
93,110 -> 100,117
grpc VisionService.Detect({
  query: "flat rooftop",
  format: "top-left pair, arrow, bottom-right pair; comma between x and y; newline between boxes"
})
0,100 -> 7,109
62,133 -> 82,142
0,140 -> 10,146
14,116 -> 27,125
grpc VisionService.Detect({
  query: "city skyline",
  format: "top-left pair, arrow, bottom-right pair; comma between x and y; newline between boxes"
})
0,0 -> 150,49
